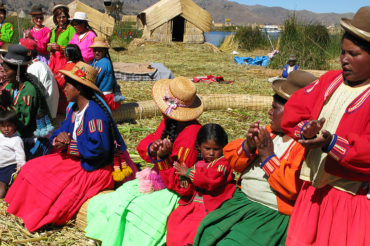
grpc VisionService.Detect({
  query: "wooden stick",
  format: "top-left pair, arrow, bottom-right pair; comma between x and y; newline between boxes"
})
13,236 -> 48,244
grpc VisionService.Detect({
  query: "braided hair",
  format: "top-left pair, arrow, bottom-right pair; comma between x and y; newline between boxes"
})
103,48 -> 118,85
160,119 -> 178,143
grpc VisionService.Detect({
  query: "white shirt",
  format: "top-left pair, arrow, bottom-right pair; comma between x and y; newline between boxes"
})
0,132 -> 26,168
72,104 -> 89,140
27,60 -> 60,118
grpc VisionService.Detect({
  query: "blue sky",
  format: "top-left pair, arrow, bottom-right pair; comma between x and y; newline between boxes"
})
232,0 -> 368,14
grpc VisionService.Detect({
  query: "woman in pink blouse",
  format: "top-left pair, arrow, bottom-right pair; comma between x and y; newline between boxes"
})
68,12 -> 96,64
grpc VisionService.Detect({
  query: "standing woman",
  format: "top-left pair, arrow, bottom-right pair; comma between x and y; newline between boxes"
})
5,62 -> 137,232
48,4 -> 76,74
26,5 -> 51,64
282,6 -> 370,246
0,3 -> 14,51
90,37 -> 123,110
69,12 -> 96,64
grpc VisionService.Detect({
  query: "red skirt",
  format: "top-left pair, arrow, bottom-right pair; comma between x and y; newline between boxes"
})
286,181 -> 370,246
5,153 -> 114,232
166,199 -> 207,246
49,51 -> 67,74
102,93 -> 121,111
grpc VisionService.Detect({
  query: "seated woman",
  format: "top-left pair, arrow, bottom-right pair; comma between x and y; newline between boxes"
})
5,61 -> 137,232
85,77 -> 203,246
193,70 -> 317,246
69,12 -> 96,64
90,37 -> 124,111
282,54 -> 298,78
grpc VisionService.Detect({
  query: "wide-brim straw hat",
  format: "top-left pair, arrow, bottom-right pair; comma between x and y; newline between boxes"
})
70,11 -> 89,22
52,4 -> 69,14
29,5 -> 45,15
340,6 -> 370,42
89,37 -> 110,49
59,61 -> 102,93
152,77 -> 203,121
272,70 -> 317,100
1,44 -> 31,66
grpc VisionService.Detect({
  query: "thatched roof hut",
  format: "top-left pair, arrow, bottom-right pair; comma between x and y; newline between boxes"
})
138,0 -> 212,43
44,0 -> 115,38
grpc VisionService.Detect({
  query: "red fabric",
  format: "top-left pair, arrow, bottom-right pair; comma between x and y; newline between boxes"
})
55,62 -> 75,114
49,51 -> 67,74
5,153 -> 114,232
19,38 -> 37,50
286,182 -> 370,246
167,201 -> 207,246
102,93 -> 121,111
282,70 -> 370,182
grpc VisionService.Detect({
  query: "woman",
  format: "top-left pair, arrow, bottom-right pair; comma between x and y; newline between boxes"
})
281,6 -> 370,246
90,37 -> 123,110
2,44 -> 50,139
85,77 -> 203,246
0,3 -> 13,50
25,5 -> 51,64
48,4 -> 76,73
5,61 -> 137,232
193,71 -> 315,246
69,12 -> 96,64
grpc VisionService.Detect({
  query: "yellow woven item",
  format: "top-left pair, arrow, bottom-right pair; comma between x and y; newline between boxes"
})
112,165 -> 133,182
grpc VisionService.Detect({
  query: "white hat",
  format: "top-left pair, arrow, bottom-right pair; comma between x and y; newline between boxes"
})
70,11 -> 89,21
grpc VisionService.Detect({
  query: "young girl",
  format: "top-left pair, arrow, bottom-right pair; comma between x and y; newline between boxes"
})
166,123 -> 235,246
69,12 -> 96,64
90,37 -> 124,110
0,110 -> 25,198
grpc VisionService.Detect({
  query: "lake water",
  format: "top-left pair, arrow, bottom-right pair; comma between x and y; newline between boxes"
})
204,31 -> 232,46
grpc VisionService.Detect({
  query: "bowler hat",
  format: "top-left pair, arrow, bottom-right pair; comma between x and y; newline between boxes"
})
29,5 -> 45,15
340,6 -> 370,42
1,44 -> 31,66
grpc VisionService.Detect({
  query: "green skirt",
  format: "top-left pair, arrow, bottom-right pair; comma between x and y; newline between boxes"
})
85,179 -> 180,246
193,189 -> 289,246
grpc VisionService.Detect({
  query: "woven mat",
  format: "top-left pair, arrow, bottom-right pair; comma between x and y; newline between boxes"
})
113,62 -> 157,74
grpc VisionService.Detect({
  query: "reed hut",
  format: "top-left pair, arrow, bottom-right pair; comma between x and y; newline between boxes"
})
44,0 -> 115,38
138,0 -> 212,43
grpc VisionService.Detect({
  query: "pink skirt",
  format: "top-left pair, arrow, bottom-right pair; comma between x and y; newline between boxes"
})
5,153 -> 114,232
286,181 -> 370,246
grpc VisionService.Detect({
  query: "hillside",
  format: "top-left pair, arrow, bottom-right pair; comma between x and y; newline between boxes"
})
5,0 -> 354,26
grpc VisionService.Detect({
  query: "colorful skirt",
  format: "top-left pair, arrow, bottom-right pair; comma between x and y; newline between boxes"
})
166,197 -> 207,246
286,181 -> 370,246
5,153 -> 114,232
193,189 -> 289,246
85,179 -> 180,246
49,51 -> 67,74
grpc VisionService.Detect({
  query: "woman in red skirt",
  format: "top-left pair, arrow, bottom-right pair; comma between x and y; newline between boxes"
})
5,61 -> 136,232
281,6 -> 370,246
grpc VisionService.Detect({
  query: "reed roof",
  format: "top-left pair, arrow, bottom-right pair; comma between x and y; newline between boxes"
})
138,0 -> 212,33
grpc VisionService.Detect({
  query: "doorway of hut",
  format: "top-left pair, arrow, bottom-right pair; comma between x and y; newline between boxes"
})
172,16 -> 184,42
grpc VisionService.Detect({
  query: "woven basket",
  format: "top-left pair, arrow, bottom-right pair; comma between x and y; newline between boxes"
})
75,190 -> 114,231
112,94 -> 272,123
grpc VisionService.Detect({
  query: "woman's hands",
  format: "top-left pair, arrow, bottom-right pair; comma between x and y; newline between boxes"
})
48,42 -> 60,52
254,126 -> 274,161
149,139 -> 173,159
299,118 -> 333,151
243,121 -> 260,154
53,132 -> 70,150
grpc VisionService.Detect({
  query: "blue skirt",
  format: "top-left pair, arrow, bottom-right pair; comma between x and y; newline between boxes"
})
0,164 -> 16,184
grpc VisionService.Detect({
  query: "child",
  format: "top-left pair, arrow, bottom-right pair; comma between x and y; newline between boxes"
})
166,123 -> 235,246
0,110 -> 25,198
90,37 -> 124,111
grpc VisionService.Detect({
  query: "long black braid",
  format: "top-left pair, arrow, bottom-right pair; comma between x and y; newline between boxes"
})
160,119 -> 178,143
105,49 -> 118,85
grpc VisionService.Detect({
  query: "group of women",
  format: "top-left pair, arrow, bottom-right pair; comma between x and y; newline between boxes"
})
0,4 -> 369,246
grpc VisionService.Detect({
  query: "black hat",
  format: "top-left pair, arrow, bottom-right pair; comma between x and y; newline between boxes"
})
29,5 -> 45,15
0,110 -> 18,125
1,44 -> 31,66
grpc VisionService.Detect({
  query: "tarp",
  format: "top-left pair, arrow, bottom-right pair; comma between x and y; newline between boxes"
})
234,56 -> 270,67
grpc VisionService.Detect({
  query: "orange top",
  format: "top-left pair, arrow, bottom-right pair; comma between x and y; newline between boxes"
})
223,125 -> 305,215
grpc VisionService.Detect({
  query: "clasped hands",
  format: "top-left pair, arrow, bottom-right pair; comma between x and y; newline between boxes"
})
299,118 -> 333,151
243,121 -> 274,161
149,139 -> 173,160
53,132 -> 70,150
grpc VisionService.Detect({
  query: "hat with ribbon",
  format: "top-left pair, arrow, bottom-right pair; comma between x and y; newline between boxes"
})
52,4 -> 69,14
272,70 -> 317,100
1,44 -> 31,66
58,61 -> 101,93
340,6 -> 370,42
89,36 -> 110,49
29,5 -> 45,15
152,77 -> 203,122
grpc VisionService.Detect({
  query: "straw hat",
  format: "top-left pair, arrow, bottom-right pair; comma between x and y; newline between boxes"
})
1,44 -> 31,66
89,37 -> 110,49
52,4 -> 69,14
58,61 -> 102,93
288,54 -> 297,62
29,5 -> 45,15
152,77 -> 203,122
340,6 -> 370,42
70,12 -> 89,22
272,70 -> 317,100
